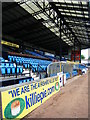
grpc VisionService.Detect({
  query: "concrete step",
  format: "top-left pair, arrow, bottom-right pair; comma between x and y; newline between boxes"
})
23,70 -> 29,74
34,77 -> 39,81
25,74 -> 30,77
32,74 -> 37,78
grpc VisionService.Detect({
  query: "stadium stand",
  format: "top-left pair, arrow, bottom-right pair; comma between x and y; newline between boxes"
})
0,50 -> 87,87
0,49 -> 52,87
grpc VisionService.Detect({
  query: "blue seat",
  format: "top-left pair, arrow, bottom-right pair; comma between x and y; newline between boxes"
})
12,67 -> 15,74
24,64 -> 28,69
19,67 -> 23,74
6,67 -> 11,74
8,56 -> 12,62
17,67 -> 19,74
31,78 -> 34,81
10,63 -> 14,67
32,67 -> 35,72
23,79 -> 26,83
16,60 -> 20,65
1,63 -> 5,67
27,64 -> 30,68
12,57 -> 15,62
27,79 -> 30,82
19,80 -> 22,84
0,67 -> 6,75
20,61 -> 22,65
6,63 -> 9,67
0,59 -> 5,62
66,72 -> 70,79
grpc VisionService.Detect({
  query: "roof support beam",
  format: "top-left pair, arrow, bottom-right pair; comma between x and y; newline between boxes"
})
62,15 -> 89,21
56,5 -> 88,12
55,2 -> 88,8
34,2 -> 74,45
59,18 -> 62,61
49,2 -> 81,45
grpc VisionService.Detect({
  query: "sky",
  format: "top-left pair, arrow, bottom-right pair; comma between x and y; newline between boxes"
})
81,48 -> 90,59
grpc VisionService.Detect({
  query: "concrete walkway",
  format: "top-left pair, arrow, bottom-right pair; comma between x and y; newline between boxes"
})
23,72 -> 88,118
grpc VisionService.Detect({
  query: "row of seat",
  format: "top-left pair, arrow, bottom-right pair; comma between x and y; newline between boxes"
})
25,50 -> 46,58
0,66 -> 23,75
8,55 -> 51,71
0,63 -> 14,67
0,56 -> 23,76
8,55 -> 51,64
23,63 -> 47,71
45,54 -> 57,60
19,78 -> 34,84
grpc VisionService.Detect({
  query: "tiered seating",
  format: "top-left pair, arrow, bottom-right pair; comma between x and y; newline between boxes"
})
25,50 -> 59,61
25,50 -> 46,58
44,55 -> 57,60
8,55 -> 51,72
0,57 -> 23,76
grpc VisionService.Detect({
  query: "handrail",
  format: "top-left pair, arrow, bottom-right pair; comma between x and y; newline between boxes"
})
38,64 -> 44,71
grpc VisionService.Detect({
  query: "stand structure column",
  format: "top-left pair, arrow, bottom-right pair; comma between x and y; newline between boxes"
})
59,19 -> 62,61
79,45 -> 81,63
74,39 -> 75,62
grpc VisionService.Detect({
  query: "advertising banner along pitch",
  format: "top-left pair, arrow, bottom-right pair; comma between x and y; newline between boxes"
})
1,76 -> 60,119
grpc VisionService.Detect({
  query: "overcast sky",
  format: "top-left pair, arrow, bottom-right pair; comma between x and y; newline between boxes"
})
81,48 -> 90,59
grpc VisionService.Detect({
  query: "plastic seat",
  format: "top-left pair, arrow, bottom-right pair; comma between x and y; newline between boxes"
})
12,67 -> 15,74
16,60 -> 20,65
6,63 -> 9,67
0,59 -> 5,62
27,79 -> 30,82
6,67 -> 11,74
1,63 -> 5,67
19,67 -> 23,74
8,56 -> 11,61
10,63 -> 14,67
27,64 -> 30,68
19,80 -> 22,84
0,67 -> 6,75
23,79 -> 26,83
24,64 -> 28,69
31,78 -> 34,81
12,57 -> 15,62
17,67 -> 19,74
20,61 -> 22,65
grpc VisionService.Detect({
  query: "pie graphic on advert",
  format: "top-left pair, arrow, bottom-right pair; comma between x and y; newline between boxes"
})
56,82 -> 59,89
55,82 -> 60,91
11,100 -> 20,116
